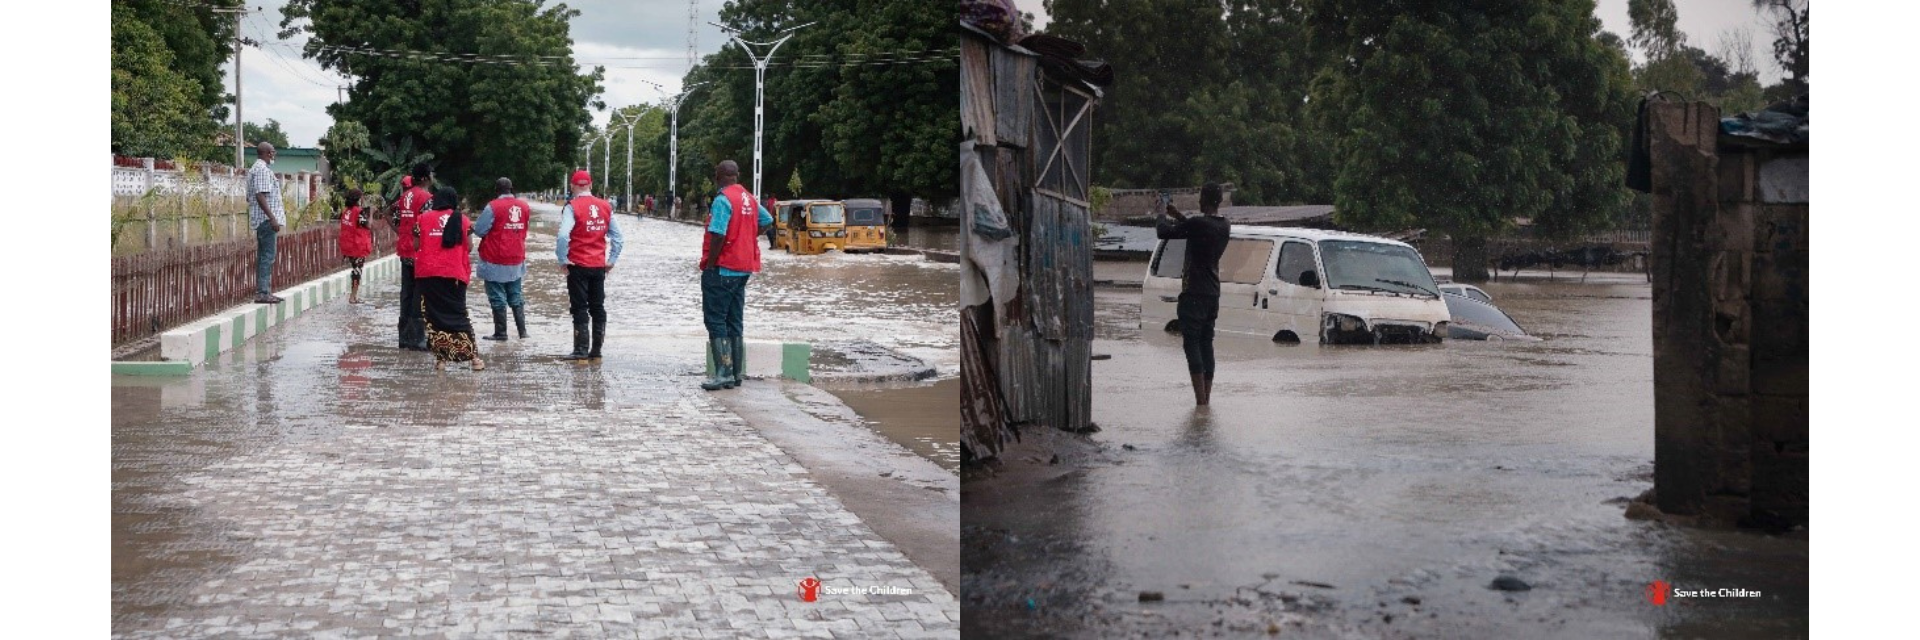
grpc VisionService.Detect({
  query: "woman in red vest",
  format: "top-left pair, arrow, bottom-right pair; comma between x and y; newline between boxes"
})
414,186 -> 484,371
336,188 -> 373,304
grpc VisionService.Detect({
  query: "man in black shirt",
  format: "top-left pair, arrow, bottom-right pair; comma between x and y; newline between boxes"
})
1157,183 -> 1232,405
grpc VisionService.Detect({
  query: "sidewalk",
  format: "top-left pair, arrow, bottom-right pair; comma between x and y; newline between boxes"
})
112,207 -> 959,638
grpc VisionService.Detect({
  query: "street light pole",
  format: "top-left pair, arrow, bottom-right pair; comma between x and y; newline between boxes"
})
611,109 -> 644,214
649,81 -> 706,220
713,21 -> 814,198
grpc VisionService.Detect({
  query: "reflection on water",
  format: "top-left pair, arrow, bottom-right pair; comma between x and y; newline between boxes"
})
964,278 -> 1807,637
825,378 -> 960,472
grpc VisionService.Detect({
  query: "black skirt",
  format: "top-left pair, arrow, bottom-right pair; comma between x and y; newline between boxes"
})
418,277 -> 476,362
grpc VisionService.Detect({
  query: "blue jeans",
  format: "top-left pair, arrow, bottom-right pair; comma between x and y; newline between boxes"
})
484,279 -> 525,310
700,268 -> 748,338
255,219 -> 278,295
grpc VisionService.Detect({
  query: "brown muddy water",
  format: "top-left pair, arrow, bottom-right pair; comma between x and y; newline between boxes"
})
825,378 -> 961,472
963,276 -> 1807,638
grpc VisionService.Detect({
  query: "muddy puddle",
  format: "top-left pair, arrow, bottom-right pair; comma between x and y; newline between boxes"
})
824,378 -> 961,473
963,277 -> 1807,638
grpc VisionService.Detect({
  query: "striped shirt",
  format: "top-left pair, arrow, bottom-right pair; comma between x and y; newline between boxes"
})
247,159 -> 286,228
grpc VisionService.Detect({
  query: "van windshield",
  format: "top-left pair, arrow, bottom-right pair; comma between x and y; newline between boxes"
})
808,204 -> 845,225
1320,240 -> 1440,297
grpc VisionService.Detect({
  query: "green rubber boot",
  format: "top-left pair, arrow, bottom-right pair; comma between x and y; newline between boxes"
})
701,338 -> 734,391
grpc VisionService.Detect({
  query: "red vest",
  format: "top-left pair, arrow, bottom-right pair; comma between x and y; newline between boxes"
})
567,195 -> 613,268
413,208 -> 472,282
395,186 -> 432,259
701,184 -> 763,273
337,206 -> 371,258
479,196 -> 531,266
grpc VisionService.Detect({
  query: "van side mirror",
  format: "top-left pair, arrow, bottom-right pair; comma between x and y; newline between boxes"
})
1300,270 -> 1320,289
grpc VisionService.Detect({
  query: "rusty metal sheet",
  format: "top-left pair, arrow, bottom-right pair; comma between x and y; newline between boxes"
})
961,36 -> 996,146
1027,195 -> 1065,340
992,45 -> 1035,150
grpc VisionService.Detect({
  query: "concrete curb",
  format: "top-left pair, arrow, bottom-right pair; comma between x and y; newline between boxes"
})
110,254 -> 401,376
705,339 -> 813,383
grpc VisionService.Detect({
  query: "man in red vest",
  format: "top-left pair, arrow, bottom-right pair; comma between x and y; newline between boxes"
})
475,177 -> 532,340
698,160 -> 773,390
556,169 -> 624,361
391,164 -> 434,351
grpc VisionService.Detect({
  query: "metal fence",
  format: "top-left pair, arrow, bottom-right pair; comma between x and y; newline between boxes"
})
111,221 -> 396,347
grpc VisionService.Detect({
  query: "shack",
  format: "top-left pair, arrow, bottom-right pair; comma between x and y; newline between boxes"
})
959,22 -> 1105,461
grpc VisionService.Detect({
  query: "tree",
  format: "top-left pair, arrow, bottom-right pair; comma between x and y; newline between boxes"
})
362,136 -> 436,201
244,119 -> 292,148
321,120 -> 374,194
280,0 -> 602,207
1752,0 -> 1808,95
112,3 -> 217,159
1307,0 -> 1634,282
1045,0 -> 1233,190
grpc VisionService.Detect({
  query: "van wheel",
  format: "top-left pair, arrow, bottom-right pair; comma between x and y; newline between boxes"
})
1273,331 -> 1300,344
1163,319 -> 1182,333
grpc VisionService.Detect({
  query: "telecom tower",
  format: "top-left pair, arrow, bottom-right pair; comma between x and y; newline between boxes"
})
687,0 -> 699,68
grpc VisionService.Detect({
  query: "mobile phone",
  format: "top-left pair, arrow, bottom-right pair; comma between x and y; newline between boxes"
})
1157,191 -> 1172,215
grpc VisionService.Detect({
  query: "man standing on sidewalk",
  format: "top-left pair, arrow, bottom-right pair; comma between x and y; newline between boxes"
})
248,142 -> 285,304
698,160 -> 773,391
556,170 -> 623,361
393,164 -> 434,351
1157,183 -> 1232,406
475,178 -> 532,341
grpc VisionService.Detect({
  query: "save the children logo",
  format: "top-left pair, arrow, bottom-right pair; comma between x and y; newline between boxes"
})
797,577 -> 821,603
508,206 -> 522,223
1647,580 -> 1761,605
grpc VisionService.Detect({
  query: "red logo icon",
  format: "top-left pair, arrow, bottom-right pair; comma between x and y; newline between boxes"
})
1647,580 -> 1670,606
798,577 -> 822,602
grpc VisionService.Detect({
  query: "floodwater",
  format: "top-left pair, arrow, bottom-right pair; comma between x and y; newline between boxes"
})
962,275 -> 1808,638
826,378 -> 962,472
891,222 -> 960,254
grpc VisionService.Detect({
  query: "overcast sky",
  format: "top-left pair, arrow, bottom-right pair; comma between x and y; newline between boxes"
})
1013,0 -> 1787,83
226,0 -> 732,147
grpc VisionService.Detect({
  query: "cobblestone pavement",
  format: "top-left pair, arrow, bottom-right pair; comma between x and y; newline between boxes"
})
112,204 -> 958,638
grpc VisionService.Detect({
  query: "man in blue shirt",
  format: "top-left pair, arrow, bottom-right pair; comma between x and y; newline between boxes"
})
698,160 -> 773,390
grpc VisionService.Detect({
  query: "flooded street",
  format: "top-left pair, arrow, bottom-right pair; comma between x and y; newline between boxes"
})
111,203 -> 962,636
963,274 -> 1807,638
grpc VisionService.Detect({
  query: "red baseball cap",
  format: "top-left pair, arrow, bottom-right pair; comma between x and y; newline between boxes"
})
402,176 -> 413,188
571,170 -> 592,186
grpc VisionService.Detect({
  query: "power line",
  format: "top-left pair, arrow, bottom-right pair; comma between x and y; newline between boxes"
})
255,39 -> 954,70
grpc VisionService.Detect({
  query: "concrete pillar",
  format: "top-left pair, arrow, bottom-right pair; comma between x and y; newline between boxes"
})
1649,100 -> 1808,530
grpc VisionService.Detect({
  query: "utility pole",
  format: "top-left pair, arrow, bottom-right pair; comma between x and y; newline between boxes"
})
712,21 -> 814,198
213,5 -> 253,169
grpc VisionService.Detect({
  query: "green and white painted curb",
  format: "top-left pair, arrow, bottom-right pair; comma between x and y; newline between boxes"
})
111,255 -> 401,376
706,340 -> 812,383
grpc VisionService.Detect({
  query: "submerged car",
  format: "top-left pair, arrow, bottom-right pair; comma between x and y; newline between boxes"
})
1141,227 -> 1451,344
1438,282 -> 1493,304
1441,292 -> 1534,341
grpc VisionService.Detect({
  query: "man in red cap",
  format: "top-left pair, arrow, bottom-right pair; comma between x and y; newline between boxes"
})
556,169 -> 623,361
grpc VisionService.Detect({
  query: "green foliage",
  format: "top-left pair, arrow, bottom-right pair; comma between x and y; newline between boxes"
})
244,119 -> 292,148
668,0 -> 956,205
1628,0 -> 1684,57
1307,0 -> 1634,253
362,137 -> 436,201
281,0 -> 602,208
321,120 -> 374,192
112,3 -> 218,159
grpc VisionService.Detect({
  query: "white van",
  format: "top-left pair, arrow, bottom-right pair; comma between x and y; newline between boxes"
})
1140,227 -> 1451,344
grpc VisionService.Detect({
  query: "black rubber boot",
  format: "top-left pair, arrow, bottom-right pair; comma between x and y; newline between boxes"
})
483,308 -> 508,341
589,320 -> 607,360
563,322 -> 591,360
511,305 -> 529,338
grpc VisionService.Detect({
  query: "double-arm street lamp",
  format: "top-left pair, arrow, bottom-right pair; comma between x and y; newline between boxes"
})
710,20 -> 815,198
